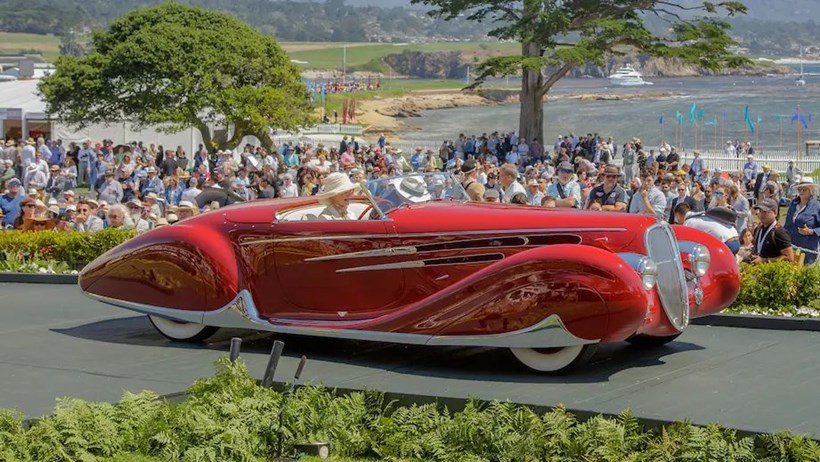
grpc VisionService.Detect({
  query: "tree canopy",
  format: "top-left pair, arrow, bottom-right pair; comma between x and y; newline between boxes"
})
38,3 -> 313,151
412,0 -> 750,144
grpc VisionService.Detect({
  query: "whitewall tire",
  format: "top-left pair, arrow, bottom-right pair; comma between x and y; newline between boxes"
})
510,344 -> 597,373
148,315 -> 219,342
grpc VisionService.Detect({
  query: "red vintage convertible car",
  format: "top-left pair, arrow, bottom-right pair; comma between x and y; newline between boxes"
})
79,172 -> 740,372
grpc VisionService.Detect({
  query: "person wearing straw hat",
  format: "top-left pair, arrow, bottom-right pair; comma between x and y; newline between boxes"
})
314,172 -> 360,220
785,178 -> 820,264
25,163 -> 47,190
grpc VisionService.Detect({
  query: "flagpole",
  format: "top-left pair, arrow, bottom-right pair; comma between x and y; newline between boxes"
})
756,118 -> 760,148
797,104 -> 802,160
780,118 -> 784,151
714,121 -> 717,150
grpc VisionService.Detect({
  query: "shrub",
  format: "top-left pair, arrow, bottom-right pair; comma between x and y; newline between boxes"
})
734,261 -> 820,310
0,229 -> 135,266
2,356 -> 820,461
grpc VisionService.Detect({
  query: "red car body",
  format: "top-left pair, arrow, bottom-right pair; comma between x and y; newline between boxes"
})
79,188 -> 740,372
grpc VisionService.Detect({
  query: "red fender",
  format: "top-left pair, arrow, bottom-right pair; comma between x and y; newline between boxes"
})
79,224 -> 241,312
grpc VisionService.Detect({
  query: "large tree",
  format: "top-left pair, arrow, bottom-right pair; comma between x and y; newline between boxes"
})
412,0 -> 749,144
39,3 -> 314,151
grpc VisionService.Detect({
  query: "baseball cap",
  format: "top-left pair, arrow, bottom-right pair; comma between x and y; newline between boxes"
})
754,198 -> 778,213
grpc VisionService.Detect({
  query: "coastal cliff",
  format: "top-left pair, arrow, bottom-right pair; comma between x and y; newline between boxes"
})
384,51 -> 793,79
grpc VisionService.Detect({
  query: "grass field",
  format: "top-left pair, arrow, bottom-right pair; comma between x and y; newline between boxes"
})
318,78 -> 467,114
285,41 -> 519,70
0,32 -> 61,62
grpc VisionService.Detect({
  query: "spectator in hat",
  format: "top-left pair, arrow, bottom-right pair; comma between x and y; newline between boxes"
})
314,172 -> 360,220
176,201 -> 198,221
461,159 -> 485,202
73,198 -> 105,232
141,166 -> 164,197
0,178 -> 24,228
585,165 -> 627,212
547,161 -> 581,208
752,163 -> 772,201
98,169 -> 124,205
12,196 -> 37,230
483,188 -> 501,203
126,198 -> 150,233
749,198 -> 793,264
785,160 -> 801,194
785,178 -> 820,264
25,163 -> 47,190
46,165 -> 66,201
525,179 -> 543,206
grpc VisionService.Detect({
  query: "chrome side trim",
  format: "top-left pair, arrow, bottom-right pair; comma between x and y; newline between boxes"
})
86,289 -> 595,348
305,245 -> 418,262
241,227 -> 626,245
426,314 -> 595,348
336,253 -> 504,273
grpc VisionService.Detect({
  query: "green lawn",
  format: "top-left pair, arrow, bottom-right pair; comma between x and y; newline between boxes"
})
0,32 -> 61,62
319,78 -> 468,114
287,41 -> 519,70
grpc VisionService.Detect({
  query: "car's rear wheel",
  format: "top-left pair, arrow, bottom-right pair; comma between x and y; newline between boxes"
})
510,344 -> 597,373
148,315 -> 219,342
625,333 -> 681,347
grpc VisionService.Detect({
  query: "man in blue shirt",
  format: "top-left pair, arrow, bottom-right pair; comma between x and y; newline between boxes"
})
0,178 -> 24,228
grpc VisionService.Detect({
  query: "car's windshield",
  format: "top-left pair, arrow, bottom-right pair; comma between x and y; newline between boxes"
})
363,172 -> 469,216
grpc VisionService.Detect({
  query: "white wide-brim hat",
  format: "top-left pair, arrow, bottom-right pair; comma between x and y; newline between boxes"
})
316,172 -> 360,199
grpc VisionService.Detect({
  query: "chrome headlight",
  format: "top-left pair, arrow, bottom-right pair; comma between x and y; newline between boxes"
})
688,244 -> 710,278
637,257 -> 658,290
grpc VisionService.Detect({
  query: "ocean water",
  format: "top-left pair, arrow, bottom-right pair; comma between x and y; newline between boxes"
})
406,69 -> 820,152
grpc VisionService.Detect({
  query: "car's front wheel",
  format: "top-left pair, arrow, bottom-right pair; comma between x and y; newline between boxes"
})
510,344 -> 597,373
148,315 -> 219,342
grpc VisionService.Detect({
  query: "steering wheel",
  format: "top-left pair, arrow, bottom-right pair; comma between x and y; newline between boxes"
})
358,204 -> 374,220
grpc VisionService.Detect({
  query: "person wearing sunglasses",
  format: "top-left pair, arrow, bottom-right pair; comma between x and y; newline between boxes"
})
547,161 -> 582,208
73,198 -> 104,232
784,178 -> 820,265
585,165 -> 627,212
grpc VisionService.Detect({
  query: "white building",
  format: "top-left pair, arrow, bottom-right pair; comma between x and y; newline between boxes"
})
0,79 -> 203,153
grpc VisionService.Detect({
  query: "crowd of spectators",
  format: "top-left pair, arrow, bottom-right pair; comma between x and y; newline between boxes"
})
0,130 -> 817,265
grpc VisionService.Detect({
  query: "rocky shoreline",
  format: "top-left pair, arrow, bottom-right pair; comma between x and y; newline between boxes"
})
357,89 -> 685,135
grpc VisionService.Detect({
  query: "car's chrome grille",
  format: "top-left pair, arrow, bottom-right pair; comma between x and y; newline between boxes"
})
645,223 -> 690,331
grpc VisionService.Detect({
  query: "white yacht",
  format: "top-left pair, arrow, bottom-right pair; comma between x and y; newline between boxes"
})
796,48 -> 807,87
609,64 -> 653,86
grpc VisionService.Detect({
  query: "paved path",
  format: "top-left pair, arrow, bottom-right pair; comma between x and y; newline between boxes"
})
2,283 -> 819,438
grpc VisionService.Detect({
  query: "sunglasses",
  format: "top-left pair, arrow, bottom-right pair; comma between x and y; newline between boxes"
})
78,208 -> 89,212
24,204 -> 36,209
559,169 -> 573,174
604,174 -> 619,179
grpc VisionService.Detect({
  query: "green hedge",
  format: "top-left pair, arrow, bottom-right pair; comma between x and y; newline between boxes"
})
0,229 -> 136,266
735,262 -> 820,310
1,356 -> 818,462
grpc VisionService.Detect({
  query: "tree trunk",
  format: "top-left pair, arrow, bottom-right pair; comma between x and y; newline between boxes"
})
518,41 -> 545,146
194,120 -> 214,154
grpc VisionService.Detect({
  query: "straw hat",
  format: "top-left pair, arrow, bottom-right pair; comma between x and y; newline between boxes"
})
25,138 -> 35,145
26,163 -> 38,172
797,178 -> 815,189
316,172 -> 360,200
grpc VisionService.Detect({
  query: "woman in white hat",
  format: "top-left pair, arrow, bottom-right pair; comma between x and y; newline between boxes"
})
315,172 -> 360,220
785,177 -> 820,264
